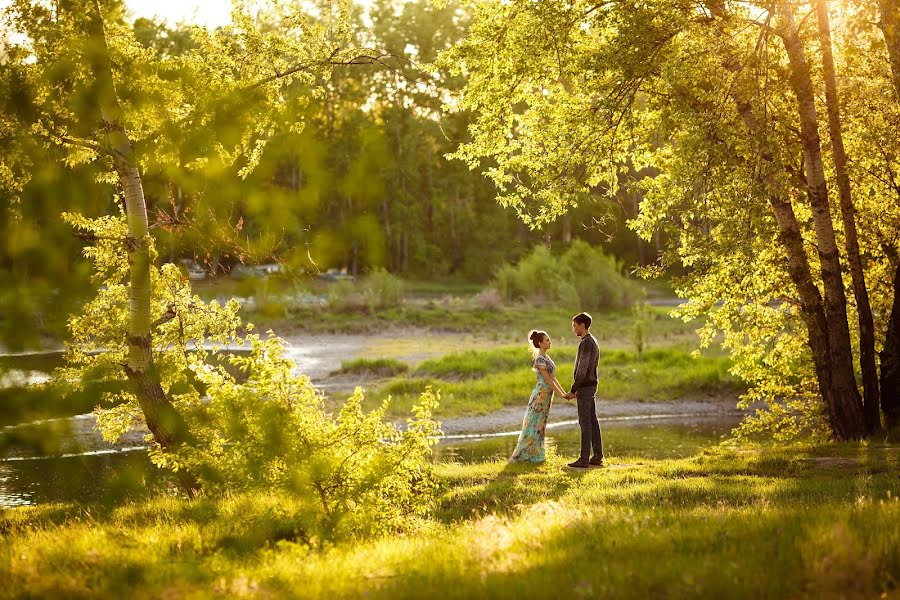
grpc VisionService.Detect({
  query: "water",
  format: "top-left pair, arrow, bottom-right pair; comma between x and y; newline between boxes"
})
0,449 -> 174,507
0,415 -> 740,508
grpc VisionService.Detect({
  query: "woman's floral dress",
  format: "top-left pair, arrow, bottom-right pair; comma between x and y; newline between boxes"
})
509,354 -> 555,463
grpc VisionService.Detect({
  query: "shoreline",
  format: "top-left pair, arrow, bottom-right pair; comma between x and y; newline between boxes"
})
1,396 -> 744,460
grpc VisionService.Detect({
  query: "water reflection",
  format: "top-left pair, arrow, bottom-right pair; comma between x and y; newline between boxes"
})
0,450 -> 173,508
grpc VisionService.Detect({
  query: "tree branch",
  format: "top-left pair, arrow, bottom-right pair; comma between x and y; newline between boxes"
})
43,134 -> 125,161
152,303 -> 178,330
248,48 -> 396,91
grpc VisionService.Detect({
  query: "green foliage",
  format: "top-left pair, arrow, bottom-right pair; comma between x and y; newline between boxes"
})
631,303 -> 651,359
362,268 -> 405,313
177,336 -> 441,539
496,245 -> 580,308
55,213 -> 441,539
327,269 -> 406,313
336,357 -> 409,377
442,0 -> 900,437
560,240 -> 644,310
495,241 -> 642,310
1,0 -> 659,356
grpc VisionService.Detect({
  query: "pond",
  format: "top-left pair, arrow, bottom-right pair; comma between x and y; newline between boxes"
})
0,415 -> 740,508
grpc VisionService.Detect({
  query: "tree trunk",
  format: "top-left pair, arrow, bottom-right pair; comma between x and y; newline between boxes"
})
878,0 -> 900,99
768,195 -> 839,425
730,92 -> 842,433
876,0 -> 900,432
812,0 -> 882,434
881,260 -> 900,432
562,214 -> 573,245
778,3 -> 866,439
85,2 -> 195,483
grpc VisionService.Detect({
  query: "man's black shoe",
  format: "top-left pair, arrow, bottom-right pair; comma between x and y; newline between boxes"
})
589,456 -> 604,468
567,460 -> 590,469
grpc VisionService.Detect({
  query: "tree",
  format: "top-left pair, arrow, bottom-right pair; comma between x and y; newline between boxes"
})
872,0 -> 900,431
1,0 -> 371,480
442,0 -> 900,439
811,0 -> 880,435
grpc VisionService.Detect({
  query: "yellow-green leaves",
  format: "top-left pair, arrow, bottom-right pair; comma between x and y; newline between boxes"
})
2,0 -> 355,181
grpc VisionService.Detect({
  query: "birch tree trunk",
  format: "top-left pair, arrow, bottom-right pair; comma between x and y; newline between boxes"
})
85,2 -> 195,473
768,195 -> 839,422
812,0 -> 882,434
776,4 -> 866,438
730,93 -> 840,432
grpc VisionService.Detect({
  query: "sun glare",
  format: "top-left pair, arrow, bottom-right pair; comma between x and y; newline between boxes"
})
125,0 -> 374,28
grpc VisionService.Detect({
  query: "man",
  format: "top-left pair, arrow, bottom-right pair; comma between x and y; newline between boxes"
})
565,312 -> 603,469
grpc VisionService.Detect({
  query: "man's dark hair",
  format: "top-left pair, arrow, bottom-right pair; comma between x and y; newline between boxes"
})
573,312 -> 592,329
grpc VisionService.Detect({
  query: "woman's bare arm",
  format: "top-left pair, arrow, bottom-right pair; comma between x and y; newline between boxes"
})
538,366 -> 568,397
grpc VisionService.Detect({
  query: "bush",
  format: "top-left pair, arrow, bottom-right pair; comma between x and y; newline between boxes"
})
172,337 -> 441,540
362,268 -> 405,313
326,279 -> 359,312
327,269 -> 405,313
494,241 -> 643,310
559,240 -> 643,310
62,214 -> 440,542
335,357 -> 409,377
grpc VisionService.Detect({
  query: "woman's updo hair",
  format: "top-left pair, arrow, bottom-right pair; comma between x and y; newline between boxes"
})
529,329 -> 548,349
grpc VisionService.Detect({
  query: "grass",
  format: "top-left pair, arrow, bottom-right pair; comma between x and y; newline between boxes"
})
333,358 -> 409,377
359,345 -> 744,417
1,442 -> 898,598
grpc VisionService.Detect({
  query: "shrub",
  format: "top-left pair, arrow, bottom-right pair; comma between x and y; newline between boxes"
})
326,279 -> 360,312
493,241 -> 642,310
495,245 -> 579,306
559,240 -> 643,310
335,357 -> 409,377
173,337 -> 441,540
631,302 -> 652,358
362,268 -> 405,313
62,214 -> 441,542
327,269 -> 405,313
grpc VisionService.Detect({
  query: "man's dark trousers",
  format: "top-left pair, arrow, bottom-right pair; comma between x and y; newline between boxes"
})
576,386 -> 603,462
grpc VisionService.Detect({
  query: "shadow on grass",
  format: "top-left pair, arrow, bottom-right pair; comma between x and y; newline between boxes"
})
412,503 -> 894,599
434,459 -> 592,524
366,452 -> 900,599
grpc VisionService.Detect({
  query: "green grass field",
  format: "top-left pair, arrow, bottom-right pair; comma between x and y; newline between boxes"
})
351,344 -> 743,417
2,442 -> 897,598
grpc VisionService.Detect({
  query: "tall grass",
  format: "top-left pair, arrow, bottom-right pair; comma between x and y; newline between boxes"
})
2,443 -> 897,598
335,358 -> 409,377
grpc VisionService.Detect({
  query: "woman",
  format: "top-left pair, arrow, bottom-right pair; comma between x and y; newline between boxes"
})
509,330 -> 570,463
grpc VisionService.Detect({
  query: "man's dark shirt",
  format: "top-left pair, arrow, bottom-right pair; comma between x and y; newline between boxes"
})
570,333 -> 599,394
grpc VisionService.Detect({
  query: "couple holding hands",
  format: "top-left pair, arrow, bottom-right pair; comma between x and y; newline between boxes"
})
509,312 -> 603,469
